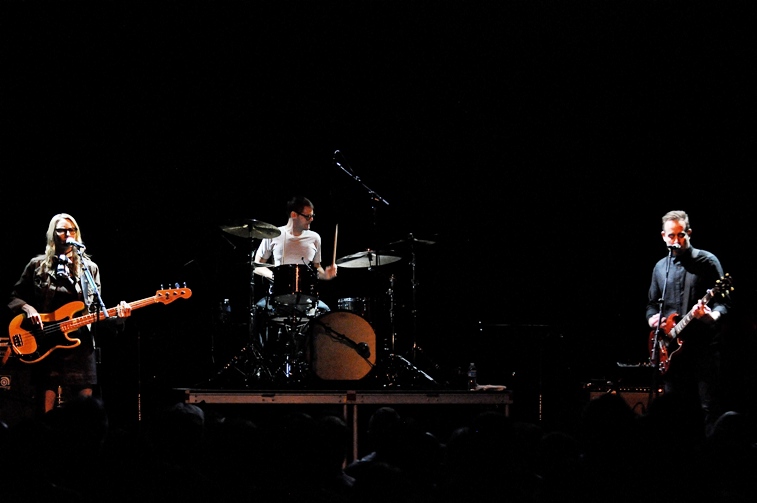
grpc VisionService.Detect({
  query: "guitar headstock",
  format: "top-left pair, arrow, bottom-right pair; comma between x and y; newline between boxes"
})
155,285 -> 193,304
713,273 -> 734,298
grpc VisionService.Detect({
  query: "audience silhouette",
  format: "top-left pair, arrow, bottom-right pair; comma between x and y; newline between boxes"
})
1,391 -> 754,503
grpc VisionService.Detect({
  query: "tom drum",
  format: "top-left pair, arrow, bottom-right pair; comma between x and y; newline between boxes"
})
272,264 -> 318,306
336,297 -> 371,321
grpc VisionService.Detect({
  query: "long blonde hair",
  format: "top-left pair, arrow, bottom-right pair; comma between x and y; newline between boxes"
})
41,213 -> 91,279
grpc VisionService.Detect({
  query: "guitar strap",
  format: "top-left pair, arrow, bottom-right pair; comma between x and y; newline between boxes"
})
681,248 -> 699,318
80,271 -> 91,311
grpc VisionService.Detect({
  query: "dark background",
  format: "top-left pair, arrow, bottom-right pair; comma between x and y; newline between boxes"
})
2,1 -> 755,427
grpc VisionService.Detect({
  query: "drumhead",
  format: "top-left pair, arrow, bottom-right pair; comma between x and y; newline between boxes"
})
308,310 -> 376,380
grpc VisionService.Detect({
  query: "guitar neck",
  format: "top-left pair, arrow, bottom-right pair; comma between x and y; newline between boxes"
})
669,290 -> 714,339
58,296 -> 158,333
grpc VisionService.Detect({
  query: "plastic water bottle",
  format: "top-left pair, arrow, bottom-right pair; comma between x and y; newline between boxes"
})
219,299 -> 231,324
467,362 -> 478,390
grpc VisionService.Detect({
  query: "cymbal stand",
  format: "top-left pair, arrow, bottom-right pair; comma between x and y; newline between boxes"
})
402,236 -> 442,382
372,273 -> 437,388
408,239 -> 419,362
209,241 -> 275,388
386,273 -> 396,354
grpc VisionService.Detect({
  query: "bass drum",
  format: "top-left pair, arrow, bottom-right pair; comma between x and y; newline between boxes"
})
308,310 -> 376,381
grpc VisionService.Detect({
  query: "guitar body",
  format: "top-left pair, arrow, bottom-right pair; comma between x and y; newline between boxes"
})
647,274 -> 733,375
648,313 -> 682,375
8,301 -> 87,364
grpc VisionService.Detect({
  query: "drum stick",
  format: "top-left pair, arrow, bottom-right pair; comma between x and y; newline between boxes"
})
332,224 -> 338,266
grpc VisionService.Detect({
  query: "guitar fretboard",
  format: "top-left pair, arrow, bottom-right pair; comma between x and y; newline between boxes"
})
669,289 -> 716,339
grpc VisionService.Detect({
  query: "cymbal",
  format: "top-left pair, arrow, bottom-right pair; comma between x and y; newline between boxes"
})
384,234 -> 436,247
220,219 -> 281,239
336,249 -> 402,268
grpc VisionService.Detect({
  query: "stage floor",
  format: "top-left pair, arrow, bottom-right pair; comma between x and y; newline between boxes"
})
178,388 -> 513,460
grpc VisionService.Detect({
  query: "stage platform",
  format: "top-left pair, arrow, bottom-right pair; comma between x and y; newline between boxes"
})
178,388 -> 513,460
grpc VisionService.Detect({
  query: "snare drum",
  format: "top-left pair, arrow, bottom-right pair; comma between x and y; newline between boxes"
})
272,264 -> 318,306
270,299 -> 330,326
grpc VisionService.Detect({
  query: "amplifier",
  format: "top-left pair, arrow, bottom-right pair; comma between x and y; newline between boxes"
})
585,383 -> 663,414
0,358 -> 36,427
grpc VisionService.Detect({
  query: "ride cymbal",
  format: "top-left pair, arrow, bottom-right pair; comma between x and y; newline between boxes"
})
336,249 -> 402,268
384,233 -> 436,247
220,219 -> 281,239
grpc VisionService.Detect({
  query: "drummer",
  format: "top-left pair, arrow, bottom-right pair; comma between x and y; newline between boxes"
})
254,196 -> 337,312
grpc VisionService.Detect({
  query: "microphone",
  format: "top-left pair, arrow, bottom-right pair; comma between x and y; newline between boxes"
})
65,237 -> 86,250
301,257 -> 317,275
356,342 -> 371,359
667,244 -> 681,250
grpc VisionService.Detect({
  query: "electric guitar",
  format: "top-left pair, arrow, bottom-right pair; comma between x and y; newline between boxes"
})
648,274 -> 732,375
7,286 -> 192,364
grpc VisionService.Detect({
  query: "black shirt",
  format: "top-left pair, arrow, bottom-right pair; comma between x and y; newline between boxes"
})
645,246 -> 728,351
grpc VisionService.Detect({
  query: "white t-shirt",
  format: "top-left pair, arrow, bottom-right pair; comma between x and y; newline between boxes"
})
255,226 -> 323,266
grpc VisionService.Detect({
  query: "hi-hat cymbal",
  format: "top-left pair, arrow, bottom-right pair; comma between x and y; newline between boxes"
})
336,249 -> 402,268
220,219 -> 281,239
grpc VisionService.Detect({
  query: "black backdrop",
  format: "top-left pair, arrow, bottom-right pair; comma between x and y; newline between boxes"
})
2,1 -> 755,426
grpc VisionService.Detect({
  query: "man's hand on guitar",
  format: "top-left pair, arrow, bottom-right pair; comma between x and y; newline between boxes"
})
648,313 -> 660,329
692,300 -> 719,323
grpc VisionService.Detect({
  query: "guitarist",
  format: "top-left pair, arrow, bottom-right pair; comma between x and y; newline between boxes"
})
7,213 -> 132,414
645,210 -> 729,437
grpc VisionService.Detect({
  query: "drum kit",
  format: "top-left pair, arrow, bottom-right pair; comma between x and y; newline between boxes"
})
209,219 -> 438,389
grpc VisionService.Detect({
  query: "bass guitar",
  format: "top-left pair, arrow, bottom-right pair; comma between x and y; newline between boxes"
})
7,286 -> 192,364
648,274 -> 732,375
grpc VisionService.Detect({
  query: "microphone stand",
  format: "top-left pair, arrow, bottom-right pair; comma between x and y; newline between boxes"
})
649,246 -> 675,403
335,154 -> 390,245
72,245 -> 108,399
335,156 -> 390,208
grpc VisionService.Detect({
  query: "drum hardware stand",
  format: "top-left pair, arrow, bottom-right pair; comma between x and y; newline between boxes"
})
209,219 -> 283,388
407,236 -> 420,363
374,274 -> 437,388
374,352 -> 437,389
212,341 -> 274,388
260,264 -> 321,386
208,244 -> 276,388
271,305 -> 312,385
387,274 -> 397,353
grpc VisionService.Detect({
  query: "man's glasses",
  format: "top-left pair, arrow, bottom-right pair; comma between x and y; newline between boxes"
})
297,212 -> 315,220
55,228 -> 78,235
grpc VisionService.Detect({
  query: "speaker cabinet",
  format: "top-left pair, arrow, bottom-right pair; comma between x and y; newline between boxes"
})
0,358 -> 36,427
